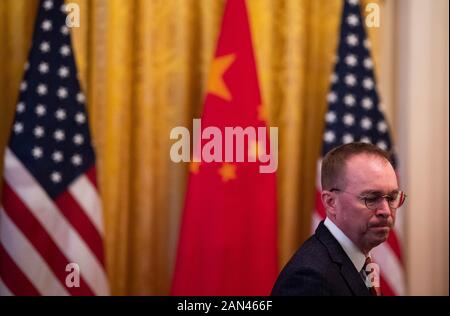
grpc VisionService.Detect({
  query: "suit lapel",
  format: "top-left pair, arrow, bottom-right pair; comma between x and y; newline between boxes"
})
339,260 -> 371,296
315,221 -> 371,296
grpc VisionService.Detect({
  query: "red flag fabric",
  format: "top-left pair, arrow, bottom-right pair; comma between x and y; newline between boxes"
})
171,0 -> 278,295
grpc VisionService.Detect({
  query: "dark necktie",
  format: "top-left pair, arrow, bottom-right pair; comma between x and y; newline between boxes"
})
361,256 -> 382,296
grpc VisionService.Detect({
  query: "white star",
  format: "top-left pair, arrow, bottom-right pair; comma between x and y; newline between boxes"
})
60,3 -> 67,13
35,104 -> 47,116
57,87 -> 68,99
36,84 -> 48,96
33,126 -> 45,138
325,111 -> 337,123
345,54 -> 358,67
73,134 -> 84,145
38,62 -> 49,74
24,62 -> 29,70
50,171 -> 62,183
360,136 -> 371,143
60,45 -> 71,57
71,154 -> 83,166
363,77 -> 374,90
14,122 -> 24,134
361,97 -> 373,110
344,74 -> 357,87
330,73 -> 338,83
364,58 -> 373,69
344,94 -> 356,106
342,133 -> 354,144
324,130 -> 336,143
41,20 -> 52,31
377,141 -> 388,150
364,39 -> 371,49
17,102 -> 25,113
40,41 -> 50,53
52,151 -> 64,163
55,108 -> 67,120
378,121 -> 388,133
32,147 -> 43,159
343,113 -> 355,126
43,0 -> 53,10
20,81 -> 27,91
347,0 -> 359,6
346,34 -> 359,47
347,14 -> 359,26
58,66 -> 69,78
60,25 -> 69,36
361,117 -> 372,130
327,91 -> 338,103
76,92 -> 85,103
54,129 -> 65,141
75,112 -> 86,124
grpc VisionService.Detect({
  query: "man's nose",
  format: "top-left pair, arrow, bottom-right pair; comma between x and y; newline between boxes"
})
376,198 -> 391,218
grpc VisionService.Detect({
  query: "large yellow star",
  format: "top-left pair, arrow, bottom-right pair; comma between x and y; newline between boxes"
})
218,163 -> 237,182
206,54 -> 236,101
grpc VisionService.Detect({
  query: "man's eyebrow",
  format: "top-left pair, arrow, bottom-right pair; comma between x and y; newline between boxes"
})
360,189 -> 400,195
360,190 -> 383,195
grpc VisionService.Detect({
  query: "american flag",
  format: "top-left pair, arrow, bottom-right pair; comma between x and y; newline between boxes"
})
0,0 -> 109,295
313,0 -> 405,295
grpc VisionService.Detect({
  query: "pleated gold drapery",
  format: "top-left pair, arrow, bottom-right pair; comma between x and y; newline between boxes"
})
0,0 -> 382,295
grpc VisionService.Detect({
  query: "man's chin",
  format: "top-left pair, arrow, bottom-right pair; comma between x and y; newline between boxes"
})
369,229 -> 390,246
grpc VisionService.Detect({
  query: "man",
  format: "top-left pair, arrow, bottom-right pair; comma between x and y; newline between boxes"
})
271,142 -> 406,296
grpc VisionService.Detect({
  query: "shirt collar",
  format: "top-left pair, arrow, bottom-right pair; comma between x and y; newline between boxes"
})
324,217 -> 367,272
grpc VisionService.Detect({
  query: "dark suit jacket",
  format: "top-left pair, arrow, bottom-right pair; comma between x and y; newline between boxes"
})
271,221 -> 371,296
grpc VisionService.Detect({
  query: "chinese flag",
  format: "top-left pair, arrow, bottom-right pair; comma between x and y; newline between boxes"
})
171,0 -> 278,295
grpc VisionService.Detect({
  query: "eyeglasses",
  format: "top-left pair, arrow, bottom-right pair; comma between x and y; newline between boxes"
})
330,188 -> 407,211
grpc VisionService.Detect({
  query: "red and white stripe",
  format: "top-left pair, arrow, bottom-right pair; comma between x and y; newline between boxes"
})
0,148 -> 109,295
313,159 -> 405,296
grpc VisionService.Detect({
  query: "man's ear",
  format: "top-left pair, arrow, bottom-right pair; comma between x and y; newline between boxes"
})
321,190 -> 337,218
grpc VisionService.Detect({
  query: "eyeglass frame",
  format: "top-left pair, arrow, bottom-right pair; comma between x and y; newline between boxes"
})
329,188 -> 407,211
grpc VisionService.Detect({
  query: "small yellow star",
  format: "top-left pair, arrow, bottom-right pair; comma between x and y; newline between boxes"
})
190,161 -> 201,174
248,140 -> 265,161
257,104 -> 268,122
206,54 -> 236,101
218,163 -> 237,182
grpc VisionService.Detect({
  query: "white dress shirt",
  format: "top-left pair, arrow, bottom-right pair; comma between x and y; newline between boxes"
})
323,217 -> 367,273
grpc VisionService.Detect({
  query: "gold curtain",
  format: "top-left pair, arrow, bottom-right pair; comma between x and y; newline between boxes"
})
0,0 -> 382,295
